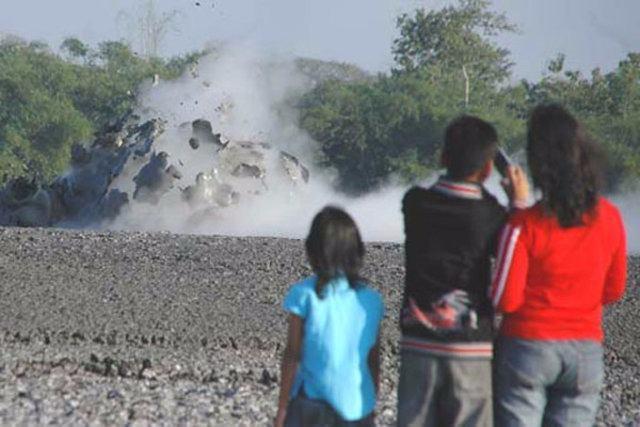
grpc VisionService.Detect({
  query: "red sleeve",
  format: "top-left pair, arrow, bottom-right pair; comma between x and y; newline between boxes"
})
489,221 -> 529,313
602,209 -> 627,305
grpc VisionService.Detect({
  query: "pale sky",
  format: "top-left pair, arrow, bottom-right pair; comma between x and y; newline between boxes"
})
1,0 -> 639,81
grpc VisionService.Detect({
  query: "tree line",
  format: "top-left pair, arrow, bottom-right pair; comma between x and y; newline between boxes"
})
1,0 -> 639,194
299,0 -> 640,193
0,36 -> 203,183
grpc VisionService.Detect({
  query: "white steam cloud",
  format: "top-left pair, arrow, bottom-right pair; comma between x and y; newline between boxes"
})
107,46 -> 410,242
613,194 -> 640,255
104,45 -> 638,253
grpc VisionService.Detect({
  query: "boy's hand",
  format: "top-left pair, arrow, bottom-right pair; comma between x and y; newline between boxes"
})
502,165 -> 530,208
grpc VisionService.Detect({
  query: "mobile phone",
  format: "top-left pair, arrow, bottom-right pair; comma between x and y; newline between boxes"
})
494,147 -> 512,176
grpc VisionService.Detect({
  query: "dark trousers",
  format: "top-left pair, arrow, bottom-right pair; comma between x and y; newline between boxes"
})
397,350 -> 493,427
284,394 -> 374,427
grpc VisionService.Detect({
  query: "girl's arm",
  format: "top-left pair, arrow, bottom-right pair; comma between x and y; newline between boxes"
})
275,314 -> 303,427
368,336 -> 381,394
366,335 -> 381,424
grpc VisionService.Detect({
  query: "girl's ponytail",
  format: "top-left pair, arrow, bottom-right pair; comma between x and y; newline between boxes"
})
305,206 -> 365,297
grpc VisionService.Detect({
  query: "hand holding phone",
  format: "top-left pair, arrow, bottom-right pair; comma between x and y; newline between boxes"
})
495,148 -> 530,207
494,147 -> 512,177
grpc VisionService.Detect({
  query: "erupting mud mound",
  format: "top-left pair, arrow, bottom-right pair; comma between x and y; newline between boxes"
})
0,51 -> 327,238
0,227 -> 638,426
0,113 -> 309,230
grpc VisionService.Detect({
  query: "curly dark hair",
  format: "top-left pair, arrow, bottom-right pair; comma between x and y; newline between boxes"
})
527,104 -> 604,228
305,206 -> 365,297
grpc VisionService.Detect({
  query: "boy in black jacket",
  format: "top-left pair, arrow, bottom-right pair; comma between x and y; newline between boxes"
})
396,116 -> 528,426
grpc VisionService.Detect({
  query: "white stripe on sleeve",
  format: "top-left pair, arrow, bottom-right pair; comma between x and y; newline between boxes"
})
491,226 -> 522,308
489,224 -> 512,298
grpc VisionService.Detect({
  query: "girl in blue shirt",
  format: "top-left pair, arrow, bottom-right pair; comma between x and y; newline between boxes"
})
275,206 -> 384,427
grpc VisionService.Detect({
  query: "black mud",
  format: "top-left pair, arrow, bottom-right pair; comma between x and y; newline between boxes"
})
0,227 -> 637,426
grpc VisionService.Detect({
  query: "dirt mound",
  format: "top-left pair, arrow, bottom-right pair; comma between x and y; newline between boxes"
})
0,114 -> 309,230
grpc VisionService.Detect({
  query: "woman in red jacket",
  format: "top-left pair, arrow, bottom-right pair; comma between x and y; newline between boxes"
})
490,104 -> 627,427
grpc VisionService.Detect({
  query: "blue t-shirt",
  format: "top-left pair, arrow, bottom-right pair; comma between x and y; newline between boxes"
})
283,275 -> 384,421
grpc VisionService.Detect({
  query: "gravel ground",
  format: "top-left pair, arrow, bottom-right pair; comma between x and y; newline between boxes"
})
0,226 -> 638,426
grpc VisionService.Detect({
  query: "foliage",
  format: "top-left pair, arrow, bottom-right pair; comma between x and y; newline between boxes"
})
392,0 -> 517,88
0,37 -> 203,184
295,57 -> 372,85
1,0 -> 639,195
300,0 -> 523,192
117,0 -> 181,58
300,77 -> 432,193
300,0 -> 640,194
522,53 -> 640,188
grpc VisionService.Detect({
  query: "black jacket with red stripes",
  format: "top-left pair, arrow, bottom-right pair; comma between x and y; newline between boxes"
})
401,178 -> 507,353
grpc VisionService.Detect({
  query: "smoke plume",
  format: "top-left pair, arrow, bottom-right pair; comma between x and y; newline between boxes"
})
105,45 -> 638,253
613,194 -> 640,254
106,46 -> 410,242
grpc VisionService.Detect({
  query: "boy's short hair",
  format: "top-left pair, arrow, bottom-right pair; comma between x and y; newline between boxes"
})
443,115 -> 498,180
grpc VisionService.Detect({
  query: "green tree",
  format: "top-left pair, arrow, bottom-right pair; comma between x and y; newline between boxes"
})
294,57 -> 371,84
300,73 -> 442,193
61,37 -> 89,60
0,36 -> 202,185
301,0 -> 640,194
117,0 -> 181,58
392,0 -> 517,105
300,1 -> 523,193
521,52 -> 640,188
0,40 -> 93,180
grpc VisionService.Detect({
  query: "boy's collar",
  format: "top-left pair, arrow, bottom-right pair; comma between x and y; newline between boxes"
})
432,176 -> 483,200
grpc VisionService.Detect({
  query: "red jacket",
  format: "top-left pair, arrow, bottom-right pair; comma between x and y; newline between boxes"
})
489,197 -> 627,341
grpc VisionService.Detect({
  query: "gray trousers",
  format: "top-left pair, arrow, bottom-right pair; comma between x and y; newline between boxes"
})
494,337 -> 603,427
397,350 -> 493,427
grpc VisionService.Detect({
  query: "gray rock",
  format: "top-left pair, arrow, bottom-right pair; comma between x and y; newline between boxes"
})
181,172 -> 239,209
133,152 -> 180,204
231,163 -> 264,179
99,189 -> 129,221
107,390 -> 123,400
280,152 -> 310,184
191,119 -> 223,147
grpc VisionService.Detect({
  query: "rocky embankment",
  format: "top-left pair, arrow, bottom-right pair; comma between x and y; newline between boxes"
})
0,227 -> 638,426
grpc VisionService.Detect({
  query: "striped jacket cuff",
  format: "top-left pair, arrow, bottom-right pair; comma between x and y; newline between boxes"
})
400,336 -> 493,359
510,199 -> 529,210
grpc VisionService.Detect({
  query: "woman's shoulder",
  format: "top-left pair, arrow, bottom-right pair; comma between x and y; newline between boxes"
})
595,197 -> 625,228
598,197 -> 623,215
